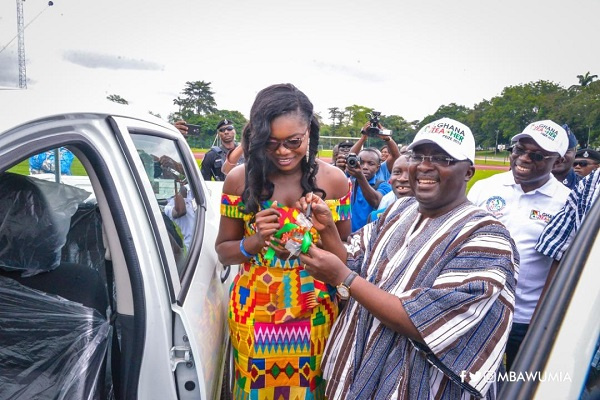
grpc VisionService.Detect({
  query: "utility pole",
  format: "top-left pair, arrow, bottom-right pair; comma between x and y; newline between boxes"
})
16,0 -> 26,88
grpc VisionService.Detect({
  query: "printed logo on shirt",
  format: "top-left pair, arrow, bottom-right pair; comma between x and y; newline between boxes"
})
530,209 -> 552,223
485,196 -> 506,217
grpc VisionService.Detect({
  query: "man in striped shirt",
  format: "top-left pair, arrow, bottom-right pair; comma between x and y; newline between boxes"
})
300,118 -> 518,399
535,168 -> 600,300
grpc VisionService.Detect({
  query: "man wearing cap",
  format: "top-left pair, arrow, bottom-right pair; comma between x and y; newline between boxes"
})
552,124 -> 580,190
300,117 -> 517,399
332,140 -> 354,170
573,148 -> 600,178
200,119 -> 238,181
468,119 -> 571,371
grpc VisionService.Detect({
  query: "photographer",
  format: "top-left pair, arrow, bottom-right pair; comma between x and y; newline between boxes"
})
346,148 -> 392,232
347,112 -> 401,182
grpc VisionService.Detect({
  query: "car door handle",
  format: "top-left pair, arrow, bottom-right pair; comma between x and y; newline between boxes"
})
220,264 -> 231,283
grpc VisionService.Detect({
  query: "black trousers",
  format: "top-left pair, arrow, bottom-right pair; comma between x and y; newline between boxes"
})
505,322 -> 529,371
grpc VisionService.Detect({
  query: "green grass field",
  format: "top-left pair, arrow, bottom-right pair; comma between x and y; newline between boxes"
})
10,152 -> 503,193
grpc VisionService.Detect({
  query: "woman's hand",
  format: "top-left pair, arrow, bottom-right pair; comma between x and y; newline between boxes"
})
297,192 -> 335,232
299,246 -> 350,286
253,201 -> 282,247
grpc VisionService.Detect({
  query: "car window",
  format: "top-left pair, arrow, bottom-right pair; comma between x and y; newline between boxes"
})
130,134 -> 197,278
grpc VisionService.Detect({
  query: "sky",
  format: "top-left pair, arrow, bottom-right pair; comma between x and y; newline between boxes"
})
1,0 -> 599,124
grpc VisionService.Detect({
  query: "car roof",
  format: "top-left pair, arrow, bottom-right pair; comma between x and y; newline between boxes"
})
0,89 -> 175,134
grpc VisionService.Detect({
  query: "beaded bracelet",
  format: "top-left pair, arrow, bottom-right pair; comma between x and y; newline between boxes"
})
239,238 -> 256,258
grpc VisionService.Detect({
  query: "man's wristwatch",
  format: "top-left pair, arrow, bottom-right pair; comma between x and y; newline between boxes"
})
336,271 -> 358,300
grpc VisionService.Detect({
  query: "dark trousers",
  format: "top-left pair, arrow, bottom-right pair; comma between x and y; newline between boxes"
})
505,322 -> 529,371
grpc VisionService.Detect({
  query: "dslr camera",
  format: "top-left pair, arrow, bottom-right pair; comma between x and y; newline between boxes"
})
365,111 -> 382,137
346,153 -> 361,169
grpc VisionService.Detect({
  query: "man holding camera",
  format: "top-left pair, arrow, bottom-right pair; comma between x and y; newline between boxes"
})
346,112 -> 401,182
346,147 -> 392,232
201,119 -> 238,181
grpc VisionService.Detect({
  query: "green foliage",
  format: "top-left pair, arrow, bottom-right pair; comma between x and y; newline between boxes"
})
184,110 -> 248,149
147,72 -> 600,153
107,94 -> 129,104
172,80 -> 218,120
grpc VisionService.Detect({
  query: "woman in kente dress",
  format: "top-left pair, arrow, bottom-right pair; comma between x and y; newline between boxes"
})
216,83 -> 351,400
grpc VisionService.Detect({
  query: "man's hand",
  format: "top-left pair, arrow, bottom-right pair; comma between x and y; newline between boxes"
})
335,154 -> 348,170
174,120 -> 188,136
299,246 -> 349,286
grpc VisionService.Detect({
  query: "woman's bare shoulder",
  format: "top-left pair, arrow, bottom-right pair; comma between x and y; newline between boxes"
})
222,164 -> 246,196
316,160 -> 349,199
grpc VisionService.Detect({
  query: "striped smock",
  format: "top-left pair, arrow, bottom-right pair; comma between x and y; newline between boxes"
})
322,198 -> 518,400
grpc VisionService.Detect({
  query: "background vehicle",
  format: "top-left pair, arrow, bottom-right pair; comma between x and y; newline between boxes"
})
0,92 -> 233,399
499,189 -> 600,399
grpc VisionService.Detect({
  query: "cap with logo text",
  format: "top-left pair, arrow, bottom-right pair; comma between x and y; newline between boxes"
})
511,120 -> 568,156
407,117 -> 475,163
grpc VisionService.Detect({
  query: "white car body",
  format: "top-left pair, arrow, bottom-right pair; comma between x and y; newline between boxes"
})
498,181 -> 600,399
0,91 -> 233,399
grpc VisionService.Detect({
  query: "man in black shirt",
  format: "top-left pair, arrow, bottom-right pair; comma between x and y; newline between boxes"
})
201,119 -> 238,181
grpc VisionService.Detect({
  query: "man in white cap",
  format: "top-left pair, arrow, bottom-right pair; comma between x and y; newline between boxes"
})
301,117 -> 517,399
468,119 -> 571,371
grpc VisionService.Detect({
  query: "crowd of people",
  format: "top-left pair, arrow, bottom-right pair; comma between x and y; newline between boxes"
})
172,83 -> 598,399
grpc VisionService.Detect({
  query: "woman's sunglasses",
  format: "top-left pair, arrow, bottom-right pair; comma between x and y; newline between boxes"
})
265,130 -> 308,151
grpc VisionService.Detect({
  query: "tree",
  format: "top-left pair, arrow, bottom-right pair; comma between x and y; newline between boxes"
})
569,72 -> 598,91
577,72 -> 598,88
380,114 -> 415,145
173,81 -> 218,119
106,94 -> 128,104
476,81 -> 568,148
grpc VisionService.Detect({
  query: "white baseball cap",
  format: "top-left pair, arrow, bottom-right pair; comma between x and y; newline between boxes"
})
511,120 -> 568,157
407,117 -> 475,163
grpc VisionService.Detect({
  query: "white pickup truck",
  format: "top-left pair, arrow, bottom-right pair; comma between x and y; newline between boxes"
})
0,91 -> 233,400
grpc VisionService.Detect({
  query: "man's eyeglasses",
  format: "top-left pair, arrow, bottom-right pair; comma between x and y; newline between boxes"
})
218,126 -> 235,133
573,160 -> 597,168
511,145 -> 555,162
408,153 -> 461,166
265,131 -> 308,152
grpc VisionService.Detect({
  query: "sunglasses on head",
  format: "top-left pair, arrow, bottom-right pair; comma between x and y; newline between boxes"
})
265,130 -> 308,152
573,160 -> 597,168
218,126 -> 234,133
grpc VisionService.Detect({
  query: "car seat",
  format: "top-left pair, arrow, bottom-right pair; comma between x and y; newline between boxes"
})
0,172 -> 110,400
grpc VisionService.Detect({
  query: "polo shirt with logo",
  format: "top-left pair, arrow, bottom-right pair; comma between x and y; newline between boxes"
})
467,171 -> 570,324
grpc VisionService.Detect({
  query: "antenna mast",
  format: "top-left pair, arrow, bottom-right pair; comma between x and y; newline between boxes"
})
16,0 -> 26,88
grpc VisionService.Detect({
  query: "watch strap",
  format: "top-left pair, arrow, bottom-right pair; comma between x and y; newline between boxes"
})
342,271 -> 358,289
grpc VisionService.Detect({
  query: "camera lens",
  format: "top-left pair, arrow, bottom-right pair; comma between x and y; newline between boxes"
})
346,154 -> 360,168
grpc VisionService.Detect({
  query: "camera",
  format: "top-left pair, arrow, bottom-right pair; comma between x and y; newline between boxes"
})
185,123 -> 201,136
346,153 -> 360,169
366,111 -> 382,137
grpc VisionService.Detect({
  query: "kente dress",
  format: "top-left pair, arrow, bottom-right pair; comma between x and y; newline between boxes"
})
220,190 -> 351,400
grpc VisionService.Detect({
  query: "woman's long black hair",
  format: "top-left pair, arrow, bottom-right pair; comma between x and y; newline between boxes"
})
241,83 -> 325,214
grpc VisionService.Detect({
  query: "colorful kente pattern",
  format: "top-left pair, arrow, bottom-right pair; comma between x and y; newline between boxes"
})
221,188 -> 351,400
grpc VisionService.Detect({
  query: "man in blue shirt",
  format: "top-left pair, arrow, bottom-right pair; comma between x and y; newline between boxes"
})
346,147 -> 392,232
